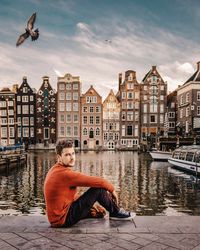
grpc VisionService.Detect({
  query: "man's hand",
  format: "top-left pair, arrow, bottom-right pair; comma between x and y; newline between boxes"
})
111,190 -> 118,205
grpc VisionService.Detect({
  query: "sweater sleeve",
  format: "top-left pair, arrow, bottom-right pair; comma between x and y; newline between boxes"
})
65,170 -> 115,193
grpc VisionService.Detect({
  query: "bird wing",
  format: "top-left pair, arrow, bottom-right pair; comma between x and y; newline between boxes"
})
16,32 -> 29,46
27,12 -> 36,30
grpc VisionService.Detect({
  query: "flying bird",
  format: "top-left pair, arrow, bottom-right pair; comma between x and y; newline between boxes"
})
16,13 -> 39,47
105,39 -> 112,44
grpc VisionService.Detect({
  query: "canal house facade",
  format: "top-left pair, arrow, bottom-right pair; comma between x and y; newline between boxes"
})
35,76 -> 56,148
118,70 -> 140,149
15,77 -> 36,146
81,85 -> 103,150
57,74 -> 81,149
103,89 -> 120,150
140,66 -> 167,149
177,62 -> 200,138
0,87 -> 16,146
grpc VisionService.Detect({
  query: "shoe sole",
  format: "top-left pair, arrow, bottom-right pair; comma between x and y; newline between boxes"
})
110,212 -> 136,221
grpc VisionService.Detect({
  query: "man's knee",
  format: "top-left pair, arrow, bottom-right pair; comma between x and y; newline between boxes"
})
88,187 -> 107,195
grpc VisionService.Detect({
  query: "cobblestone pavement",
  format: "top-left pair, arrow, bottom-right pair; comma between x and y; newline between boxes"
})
0,215 -> 200,249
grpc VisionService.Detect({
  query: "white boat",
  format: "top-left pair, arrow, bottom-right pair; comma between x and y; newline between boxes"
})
149,150 -> 172,161
168,145 -> 200,175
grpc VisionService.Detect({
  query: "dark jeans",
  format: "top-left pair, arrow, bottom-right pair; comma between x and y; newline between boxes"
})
64,188 -> 119,227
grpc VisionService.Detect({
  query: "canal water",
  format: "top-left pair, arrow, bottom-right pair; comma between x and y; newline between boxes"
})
0,151 -> 200,216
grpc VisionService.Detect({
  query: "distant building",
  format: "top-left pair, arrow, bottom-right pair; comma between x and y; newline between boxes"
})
15,77 -> 36,146
140,66 -> 167,149
166,90 -> 177,137
81,85 -> 103,150
118,70 -> 140,149
0,87 -> 16,146
103,89 -> 120,150
36,76 -> 56,148
57,73 -> 81,148
177,61 -> 200,137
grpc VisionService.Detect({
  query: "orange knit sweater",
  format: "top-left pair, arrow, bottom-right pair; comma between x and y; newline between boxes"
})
44,163 -> 115,227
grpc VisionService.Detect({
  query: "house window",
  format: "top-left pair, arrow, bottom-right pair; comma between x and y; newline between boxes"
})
180,109 -> 183,118
96,116 -> 100,124
23,127 -> 29,137
73,92 -> 78,100
197,92 -> 200,101
1,127 -> 7,137
122,92 -> 126,99
122,125 -> 125,136
66,93 -> 71,100
66,126 -> 71,136
66,83 -> 71,90
143,104 -> 147,113
60,126 -> 65,136
74,126 -> 78,136
186,93 -> 190,102
96,128 -> 100,136
197,106 -> 200,115
83,106 -> 87,112
83,128 -> 87,135
127,92 -> 133,99
150,115 -> 156,123
22,105 -> 29,114
127,126 -> 133,136
66,114 -> 71,122
59,103 -> 65,111
73,83 -> 78,90
134,125 -> 138,137
169,112 -> 175,118
22,96 -> 28,102
66,103 -> 71,111
30,117 -> 34,125
22,117 -> 29,125
74,114 -> 78,122
73,103 -> 78,111
89,106 -> 94,112
127,112 -> 133,121
186,107 -> 190,117
127,102 -> 133,109
59,92 -> 65,100
89,116 -> 94,124
59,83 -> 65,90
122,112 -> 126,120
60,114 -> 65,122
83,116 -> 87,124
96,106 -> 101,112
89,128 -> 94,138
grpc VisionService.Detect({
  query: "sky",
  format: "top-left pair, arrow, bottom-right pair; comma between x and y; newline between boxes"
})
0,0 -> 200,99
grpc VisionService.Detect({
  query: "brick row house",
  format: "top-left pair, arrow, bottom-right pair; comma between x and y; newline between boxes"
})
15,77 -> 36,147
0,87 -> 16,146
103,89 -> 120,150
140,66 -> 167,150
117,70 -> 140,149
35,76 -> 57,148
81,85 -> 103,150
57,74 -> 81,149
2,61 -> 200,149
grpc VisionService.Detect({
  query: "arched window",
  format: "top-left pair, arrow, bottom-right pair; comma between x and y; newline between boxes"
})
89,128 -> 94,138
96,128 -> 100,136
83,128 -> 87,135
84,140 -> 87,145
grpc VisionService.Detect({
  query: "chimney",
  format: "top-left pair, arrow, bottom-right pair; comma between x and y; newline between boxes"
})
23,76 -> 27,83
152,66 -> 156,73
197,61 -> 200,71
118,73 -> 122,90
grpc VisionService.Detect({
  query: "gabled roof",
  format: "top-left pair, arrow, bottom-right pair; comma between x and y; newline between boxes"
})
142,66 -> 164,83
18,77 -> 34,93
184,63 -> 200,85
82,85 -> 102,99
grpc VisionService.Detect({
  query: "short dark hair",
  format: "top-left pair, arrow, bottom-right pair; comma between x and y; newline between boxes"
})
55,140 -> 74,155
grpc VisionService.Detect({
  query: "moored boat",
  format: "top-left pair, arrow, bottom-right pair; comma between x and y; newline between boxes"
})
0,144 -> 27,172
168,145 -> 200,176
149,150 -> 172,161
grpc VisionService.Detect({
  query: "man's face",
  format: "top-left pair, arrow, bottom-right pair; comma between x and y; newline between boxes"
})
57,147 -> 75,167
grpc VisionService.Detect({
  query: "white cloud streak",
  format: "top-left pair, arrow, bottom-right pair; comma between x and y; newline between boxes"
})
0,14 -> 199,99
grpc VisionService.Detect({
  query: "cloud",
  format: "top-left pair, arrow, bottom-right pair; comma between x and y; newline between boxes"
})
0,7 -> 200,99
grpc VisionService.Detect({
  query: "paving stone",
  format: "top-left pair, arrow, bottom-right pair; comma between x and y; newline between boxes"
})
192,244 -> 200,250
0,233 -> 17,240
115,233 -> 138,241
85,241 -> 114,250
139,242 -> 169,250
15,232 -> 43,240
132,233 -> 160,241
106,237 -> 141,250
156,237 -> 194,250
3,236 -> 28,248
131,236 -> 153,246
28,237 -> 67,249
0,239 -> 17,250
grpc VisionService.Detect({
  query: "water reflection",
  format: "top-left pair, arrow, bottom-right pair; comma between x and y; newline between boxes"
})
0,151 -> 200,216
